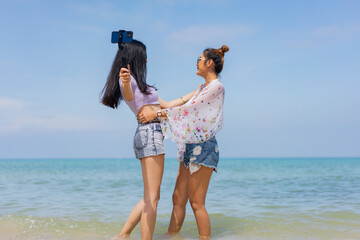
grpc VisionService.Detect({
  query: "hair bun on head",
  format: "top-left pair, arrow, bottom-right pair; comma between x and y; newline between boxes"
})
218,45 -> 229,56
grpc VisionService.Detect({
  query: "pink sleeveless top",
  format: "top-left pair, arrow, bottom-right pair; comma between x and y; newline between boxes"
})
119,75 -> 159,116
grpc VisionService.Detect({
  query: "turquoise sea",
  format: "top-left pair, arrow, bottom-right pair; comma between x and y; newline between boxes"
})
0,157 -> 360,240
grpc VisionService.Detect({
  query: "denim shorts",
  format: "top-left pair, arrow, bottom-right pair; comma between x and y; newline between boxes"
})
133,122 -> 165,159
183,136 -> 219,173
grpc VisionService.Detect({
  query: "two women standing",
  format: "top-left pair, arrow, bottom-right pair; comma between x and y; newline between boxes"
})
101,39 -> 228,240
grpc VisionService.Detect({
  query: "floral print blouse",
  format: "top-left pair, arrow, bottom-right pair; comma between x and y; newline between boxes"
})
160,79 -> 225,162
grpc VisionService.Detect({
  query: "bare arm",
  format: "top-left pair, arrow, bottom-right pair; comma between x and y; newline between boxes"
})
158,97 -> 170,109
119,65 -> 134,101
159,84 -> 203,109
139,84 -> 203,124
138,109 -> 168,123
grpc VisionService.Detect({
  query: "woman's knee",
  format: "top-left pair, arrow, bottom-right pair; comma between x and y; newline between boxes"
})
189,198 -> 205,212
172,191 -> 187,207
144,193 -> 160,208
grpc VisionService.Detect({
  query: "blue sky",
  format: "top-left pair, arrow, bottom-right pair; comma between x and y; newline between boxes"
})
0,0 -> 359,158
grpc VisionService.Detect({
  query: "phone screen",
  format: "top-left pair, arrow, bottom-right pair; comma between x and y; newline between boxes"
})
111,31 -> 133,44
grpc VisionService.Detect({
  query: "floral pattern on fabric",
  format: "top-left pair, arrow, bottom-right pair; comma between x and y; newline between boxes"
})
160,79 -> 225,162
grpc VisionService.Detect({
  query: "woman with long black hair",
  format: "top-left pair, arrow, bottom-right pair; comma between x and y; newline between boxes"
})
101,39 -> 200,240
101,39 -> 164,240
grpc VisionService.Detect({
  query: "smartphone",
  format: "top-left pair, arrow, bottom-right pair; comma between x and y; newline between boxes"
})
111,30 -> 133,44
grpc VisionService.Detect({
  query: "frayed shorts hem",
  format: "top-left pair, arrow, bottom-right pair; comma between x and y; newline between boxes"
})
182,136 -> 219,174
184,162 -> 218,174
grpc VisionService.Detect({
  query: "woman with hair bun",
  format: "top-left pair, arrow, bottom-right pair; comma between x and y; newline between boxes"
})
140,45 -> 229,239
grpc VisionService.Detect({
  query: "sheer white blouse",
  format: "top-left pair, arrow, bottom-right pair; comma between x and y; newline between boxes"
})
161,79 -> 225,161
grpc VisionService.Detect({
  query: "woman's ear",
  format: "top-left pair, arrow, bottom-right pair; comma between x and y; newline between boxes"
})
206,59 -> 214,68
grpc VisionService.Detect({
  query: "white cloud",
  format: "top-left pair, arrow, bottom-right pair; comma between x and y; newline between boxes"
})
0,97 -> 97,135
287,23 -> 360,49
0,115 -> 96,134
66,23 -> 102,34
67,2 -> 118,20
154,0 -> 234,7
164,24 -> 256,55
0,97 -> 26,110
312,24 -> 360,38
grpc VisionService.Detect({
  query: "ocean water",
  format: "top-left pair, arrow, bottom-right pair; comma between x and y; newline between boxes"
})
0,157 -> 360,240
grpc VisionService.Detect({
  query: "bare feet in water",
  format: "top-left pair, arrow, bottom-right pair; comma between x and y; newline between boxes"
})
110,233 -> 130,240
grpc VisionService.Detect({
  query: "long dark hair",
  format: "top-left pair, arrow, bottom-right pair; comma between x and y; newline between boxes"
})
100,39 -> 153,109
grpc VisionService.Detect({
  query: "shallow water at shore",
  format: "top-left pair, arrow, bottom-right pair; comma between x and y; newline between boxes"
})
1,157 -> 360,239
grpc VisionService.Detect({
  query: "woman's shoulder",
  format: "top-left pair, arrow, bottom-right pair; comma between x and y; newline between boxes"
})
210,79 -> 225,91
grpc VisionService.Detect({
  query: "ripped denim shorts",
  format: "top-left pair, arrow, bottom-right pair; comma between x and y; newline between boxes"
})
183,136 -> 219,174
133,122 -> 165,160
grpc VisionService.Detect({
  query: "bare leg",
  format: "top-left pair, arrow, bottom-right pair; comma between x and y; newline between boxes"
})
168,163 -> 189,234
188,166 -> 213,239
140,154 -> 165,240
111,198 -> 144,239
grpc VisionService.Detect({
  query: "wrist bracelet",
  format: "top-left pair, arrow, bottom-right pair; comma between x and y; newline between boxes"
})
180,97 -> 186,104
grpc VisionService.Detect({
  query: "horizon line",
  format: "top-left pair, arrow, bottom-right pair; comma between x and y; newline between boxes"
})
0,156 -> 359,160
